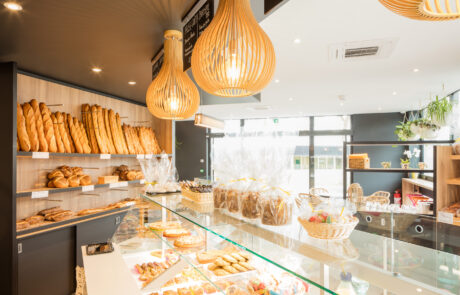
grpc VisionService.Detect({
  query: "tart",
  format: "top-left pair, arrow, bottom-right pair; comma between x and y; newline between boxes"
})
163,228 -> 191,238
174,235 -> 204,248
148,221 -> 181,231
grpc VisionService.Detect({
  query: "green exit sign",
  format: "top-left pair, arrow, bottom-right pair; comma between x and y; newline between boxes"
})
273,118 -> 279,124
200,169 -> 204,173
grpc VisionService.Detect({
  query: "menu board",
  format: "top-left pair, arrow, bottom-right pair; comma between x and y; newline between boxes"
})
183,0 -> 214,71
151,47 -> 164,80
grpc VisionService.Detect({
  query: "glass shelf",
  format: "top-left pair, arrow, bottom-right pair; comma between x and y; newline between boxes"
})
141,193 -> 460,295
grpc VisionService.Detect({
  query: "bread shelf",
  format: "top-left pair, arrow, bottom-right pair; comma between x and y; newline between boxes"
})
16,206 -> 133,239
17,151 -> 172,159
450,155 -> 460,160
346,168 -> 434,173
16,179 -> 144,198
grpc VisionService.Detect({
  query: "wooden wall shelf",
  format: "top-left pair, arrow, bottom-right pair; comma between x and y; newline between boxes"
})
16,206 -> 133,239
450,155 -> 460,160
17,151 -> 172,159
16,180 -> 144,198
346,168 -> 434,173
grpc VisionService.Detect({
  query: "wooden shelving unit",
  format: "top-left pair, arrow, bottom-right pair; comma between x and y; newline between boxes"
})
346,168 -> 434,173
436,146 -> 460,226
17,151 -> 172,159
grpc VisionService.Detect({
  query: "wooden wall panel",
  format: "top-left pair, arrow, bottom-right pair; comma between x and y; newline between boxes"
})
436,146 -> 460,210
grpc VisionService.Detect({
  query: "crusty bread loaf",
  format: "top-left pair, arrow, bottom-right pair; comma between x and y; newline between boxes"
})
30,99 -> 48,152
68,175 -> 80,187
82,104 -> 99,153
17,103 -> 31,152
103,108 -> 117,154
22,103 -> 39,152
115,113 -> 128,154
107,110 -> 122,154
50,113 -> 65,153
67,114 -> 83,153
63,113 -> 75,153
55,112 -> 72,153
53,176 -> 69,188
130,125 -> 145,154
39,103 -> 57,153
76,119 -> 91,154
78,174 -> 92,186
91,105 -> 108,154
122,124 -> 136,154
97,106 -> 115,154
138,127 -> 151,154
150,128 -> 161,154
78,208 -> 105,216
38,206 -> 62,216
16,220 -> 30,230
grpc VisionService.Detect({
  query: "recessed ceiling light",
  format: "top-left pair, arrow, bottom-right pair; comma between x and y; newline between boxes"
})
416,288 -> 422,293
293,38 -> 301,44
413,68 -> 419,73
92,67 -> 102,73
288,97 -> 293,101
274,79 -> 280,83
4,2 -> 22,11
128,81 -> 136,85
392,91 -> 397,95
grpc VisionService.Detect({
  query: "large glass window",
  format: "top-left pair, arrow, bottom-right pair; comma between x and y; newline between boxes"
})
314,116 -> 351,130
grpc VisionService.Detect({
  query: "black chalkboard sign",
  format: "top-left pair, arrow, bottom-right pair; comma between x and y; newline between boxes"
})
151,47 -> 164,80
264,0 -> 283,14
183,0 -> 214,71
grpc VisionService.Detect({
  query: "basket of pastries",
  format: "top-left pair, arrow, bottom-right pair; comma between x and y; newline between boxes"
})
180,181 -> 213,203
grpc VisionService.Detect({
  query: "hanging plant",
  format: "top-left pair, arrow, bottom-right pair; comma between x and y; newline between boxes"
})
417,118 -> 441,139
395,121 -> 418,141
426,96 -> 452,126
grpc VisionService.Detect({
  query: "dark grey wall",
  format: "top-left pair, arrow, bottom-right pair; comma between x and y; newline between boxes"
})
175,121 -> 207,181
351,112 -> 405,196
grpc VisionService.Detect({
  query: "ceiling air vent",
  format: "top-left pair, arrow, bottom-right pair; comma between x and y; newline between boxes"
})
329,38 -> 397,62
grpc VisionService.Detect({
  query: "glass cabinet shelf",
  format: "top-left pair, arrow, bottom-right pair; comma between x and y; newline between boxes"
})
141,193 -> 460,295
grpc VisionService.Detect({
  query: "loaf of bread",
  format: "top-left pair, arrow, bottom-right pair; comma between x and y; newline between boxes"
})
47,169 -> 64,179
103,108 -> 117,154
39,103 -> 58,153
53,176 -> 69,188
67,114 -> 83,153
82,104 -> 99,154
16,220 -> 29,230
149,128 -> 161,154
108,110 -> 123,154
97,106 -> 115,154
46,210 -> 74,222
78,174 -> 92,186
38,206 -> 62,216
50,113 -> 65,153
25,215 -> 45,225
77,208 -> 105,216
17,103 -> 31,152
59,165 -> 73,177
68,175 -> 80,187
90,105 -> 108,154
55,112 -> 72,153
116,113 -> 129,154
22,103 -> 39,152
138,127 -> 151,154
122,124 -> 136,154
72,167 -> 83,176
30,99 -> 48,152
63,113 -> 76,153
132,125 -> 145,154
77,120 -> 92,154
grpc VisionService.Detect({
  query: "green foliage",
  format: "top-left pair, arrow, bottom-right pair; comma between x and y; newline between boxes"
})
426,96 -> 452,125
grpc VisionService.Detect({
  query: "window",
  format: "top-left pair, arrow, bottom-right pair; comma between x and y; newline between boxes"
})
314,116 -> 351,130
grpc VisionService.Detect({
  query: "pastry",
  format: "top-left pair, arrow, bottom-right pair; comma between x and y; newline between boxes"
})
213,269 -> 230,276
238,261 -> 254,270
232,263 -> 247,272
77,208 -> 105,216
202,283 -> 217,294
241,192 -> 261,219
177,287 -> 191,295
47,169 -> 64,179
197,252 -> 218,264
72,167 -> 83,176
30,99 -> 48,152
116,113 -> 129,154
126,170 -> 137,181
174,276 -> 188,284
59,165 -> 73,177
207,263 -> 218,271
261,197 -> 291,226
25,215 -> 45,225
55,112 -> 72,153
148,221 -> 182,231
222,265 -> 238,274
230,253 -> 246,262
213,187 -> 227,209
53,176 -> 69,188
39,103 -> 57,153
47,179 -> 55,188
226,190 -> 239,213
163,291 -> 177,295
222,254 -> 238,264
78,175 -> 92,186
38,206 -> 62,216
237,252 -> 250,260
82,104 -> 99,153
16,220 -> 29,230
22,102 -> 39,152
50,113 -> 65,153
17,103 -> 31,152
103,108 -> 117,154
163,228 -> 191,238
214,257 -> 230,267
190,286 -> 204,295
91,105 -> 108,154
173,235 -> 204,248
68,175 -> 80,187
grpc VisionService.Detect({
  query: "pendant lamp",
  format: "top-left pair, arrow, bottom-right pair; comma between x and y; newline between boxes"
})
191,0 -> 276,98
379,0 -> 460,21
146,30 -> 200,120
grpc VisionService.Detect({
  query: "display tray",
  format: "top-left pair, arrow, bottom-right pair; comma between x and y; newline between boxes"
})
142,193 -> 460,295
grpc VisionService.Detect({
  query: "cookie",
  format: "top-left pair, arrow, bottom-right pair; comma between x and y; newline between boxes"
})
197,251 -> 217,264
207,263 -> 218,271
230,253 -> 246,262
174,235 -> 204,248
163,228 -> 190,238
222,254 -> 238,264
213,269 -> 230,276
232,263 -> 247,272
222,265 -> 238,274
238,252 -> 250,260
202,283 -> 217,294
215,257 -> 230,267
238,261 -> 254,270
177,287 -> 191,295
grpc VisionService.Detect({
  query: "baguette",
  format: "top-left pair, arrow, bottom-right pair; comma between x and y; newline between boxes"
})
30,99 -> 48,152
103,108 -> 117,154
91,105 -> 109,154
51,113 -> 65,153
108,110 -> 123,154
150,129 -> 161,154
55,112 -> 72,153
38,206 -> 62,216
97,106 -> 115,154
39,103 -> 58,153
129,125 -> 144,154
17,103 -> 31,152
82,104 -> 99,154
63,113 -> 75,153
67,114 -> 83,153
122,124 -> 136,154
138,127 -> 151,154
77,119 -> 92,154
22,103 -> 39,151
77,208 -> 105,216
116,113 -> 129,154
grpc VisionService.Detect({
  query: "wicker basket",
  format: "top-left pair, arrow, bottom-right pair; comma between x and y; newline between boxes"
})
181,197 -> 214,213
298,217 -> 359,240
182,189 -> 213,203
348,157 -> 370,169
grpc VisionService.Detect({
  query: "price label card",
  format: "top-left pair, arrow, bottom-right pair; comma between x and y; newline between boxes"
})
140,179 -> 145,184
32,152 -> 49,159
438,212 -> 454,224
82,185 -> 94,192
31,190 -> 48,199
100,154 -> 111,159
110,182 -> 128,189
145,154 -> 153,159
136,154 -> 145,159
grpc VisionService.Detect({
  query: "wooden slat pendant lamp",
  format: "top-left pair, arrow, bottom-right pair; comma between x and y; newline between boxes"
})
191,0 -> 276,98
146,30 -> 200,120
379,0 -> 460,20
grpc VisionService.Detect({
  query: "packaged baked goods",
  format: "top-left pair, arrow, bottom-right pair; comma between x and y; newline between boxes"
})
213,186 -> 227,209
241,179 -> 265,219
260,187 -> 293,226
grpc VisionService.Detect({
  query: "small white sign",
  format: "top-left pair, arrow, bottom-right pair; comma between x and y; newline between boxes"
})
31,190 -> 48,199
100,154 -> 111,159
109,181 -> 128,189
438,211 -> 454,224
136,154 -> 145,159
82,185 -> 94,192
145,154 -> 153,159
140,179 -> 145,184
32,152 -> 49,159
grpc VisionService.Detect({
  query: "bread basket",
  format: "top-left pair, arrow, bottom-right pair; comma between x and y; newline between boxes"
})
181,189 -> 213,203
298,217 -> 359,240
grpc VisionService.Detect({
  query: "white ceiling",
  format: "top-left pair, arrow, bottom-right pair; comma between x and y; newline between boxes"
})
200,0 -> 460,120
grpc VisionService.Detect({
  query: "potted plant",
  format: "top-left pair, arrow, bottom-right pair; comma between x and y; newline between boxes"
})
418,119 -> 440,139
426,96 -> 452,127
400,158 -> 410,169
381,162 -> 391,169
395,121 -> 418,141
